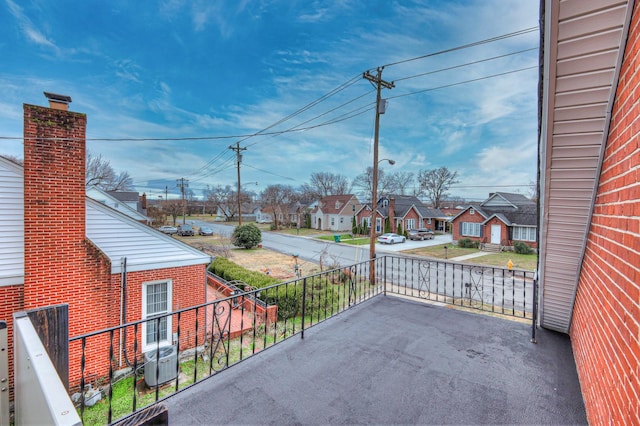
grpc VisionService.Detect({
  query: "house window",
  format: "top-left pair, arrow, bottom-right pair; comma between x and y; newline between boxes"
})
376,218 -> 382,233
470,209 -> 475,215
427,218 -> 432,225
461,222 -> 481,237
512,226 -> 536,242
142,280 -> 172,350
352,204 -> 356,212
331,217 -> 335,226
406,219 -> 416,230
340,217 -> 344,223
362,217 -> 371,227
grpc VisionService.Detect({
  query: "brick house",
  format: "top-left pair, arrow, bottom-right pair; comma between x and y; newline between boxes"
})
0,95 -> 211,394
450,192 -> 537,250
310,195 -> 361,232
356,195 -> 446,235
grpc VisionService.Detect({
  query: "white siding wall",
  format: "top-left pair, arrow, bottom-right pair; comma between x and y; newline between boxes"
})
0,157 -> 24,286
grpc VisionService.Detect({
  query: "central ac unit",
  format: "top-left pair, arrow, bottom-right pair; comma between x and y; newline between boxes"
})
144,345 -> 178,387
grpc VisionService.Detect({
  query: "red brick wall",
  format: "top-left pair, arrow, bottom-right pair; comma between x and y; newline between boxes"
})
570,4 -> 640,423
0,285 -> 24,399
452,209 -> 485,242
67,264 -> 207,390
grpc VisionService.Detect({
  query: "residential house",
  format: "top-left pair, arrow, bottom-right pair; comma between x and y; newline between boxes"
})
356,195 -> 446,235
0,95 -> 211,394
87,185 -> 151,224
450,192 -> 537,250
107,190 -> 147,216
310,194 -> 362,231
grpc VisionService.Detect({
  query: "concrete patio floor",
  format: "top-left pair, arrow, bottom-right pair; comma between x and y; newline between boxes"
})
165,295 -> 586,425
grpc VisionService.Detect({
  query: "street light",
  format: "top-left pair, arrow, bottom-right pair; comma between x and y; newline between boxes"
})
369,157 -> 395,284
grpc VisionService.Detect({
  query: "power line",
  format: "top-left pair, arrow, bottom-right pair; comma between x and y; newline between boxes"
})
394,47 -> 538,82
387,66 -> 537,100
378,27 -> 538,69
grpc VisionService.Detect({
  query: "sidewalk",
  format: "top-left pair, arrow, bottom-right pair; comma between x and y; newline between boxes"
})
449,251 -> 493,261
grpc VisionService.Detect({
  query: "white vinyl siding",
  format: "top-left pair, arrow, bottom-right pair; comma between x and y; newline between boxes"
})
0,157 -> 24,286
461,222 -> 481,237
512,226 -> 536,242
142,280 -> 172,350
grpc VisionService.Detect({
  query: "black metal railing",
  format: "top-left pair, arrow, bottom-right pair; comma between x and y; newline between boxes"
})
69,255 -> 536,425
70,257 -> 382,425
381,255 -> 536,319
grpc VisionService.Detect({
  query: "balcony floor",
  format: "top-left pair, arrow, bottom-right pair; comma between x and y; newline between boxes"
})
165,295 -> 586,425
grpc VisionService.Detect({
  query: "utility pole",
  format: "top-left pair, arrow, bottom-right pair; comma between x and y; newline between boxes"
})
229,142 -> 247,225
176,178 -> 189,224
363,67 -> 394,285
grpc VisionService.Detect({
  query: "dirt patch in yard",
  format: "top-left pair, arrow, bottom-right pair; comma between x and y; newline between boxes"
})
177,234 -> 320,280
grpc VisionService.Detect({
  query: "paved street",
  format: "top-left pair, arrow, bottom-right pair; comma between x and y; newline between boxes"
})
189,219 -> 452,265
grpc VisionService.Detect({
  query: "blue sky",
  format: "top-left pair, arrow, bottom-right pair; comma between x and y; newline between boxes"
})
1,0 -> 539,202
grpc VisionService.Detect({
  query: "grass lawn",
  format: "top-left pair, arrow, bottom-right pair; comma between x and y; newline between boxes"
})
464,252 -> 538,271
404,243 -> 479,259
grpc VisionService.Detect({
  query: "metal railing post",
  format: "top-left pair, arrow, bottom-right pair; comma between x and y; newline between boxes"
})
383,256 -> 387,296
0,321 -> 8,426
301,278 -> 308,339
531,272 -> 538,344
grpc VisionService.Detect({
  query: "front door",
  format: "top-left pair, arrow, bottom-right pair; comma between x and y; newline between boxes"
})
491,224 -> 501,244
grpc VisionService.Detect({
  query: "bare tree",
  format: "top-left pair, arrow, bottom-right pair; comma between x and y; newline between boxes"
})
204,184 -> 238,221
261,184 -> 294,230
417,167 -> 459,209
388,171 -> 415,195
85,151 -> 133,191
352,166 -> 398,199
163,200 -> 183,226
307,172 -> 352,198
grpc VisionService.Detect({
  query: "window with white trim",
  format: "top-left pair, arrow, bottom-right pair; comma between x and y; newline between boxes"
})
406,219 -> 416,230
512,226 -> 536,242
461,222 -> 481,237
362,217 -> 371,227
331,217 -> 335,226
376,218 -> 382,233
142,280 -> 172,350
427,218 -> 432,225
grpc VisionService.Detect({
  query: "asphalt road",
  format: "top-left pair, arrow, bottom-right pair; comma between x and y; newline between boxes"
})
189,219 -> 451,266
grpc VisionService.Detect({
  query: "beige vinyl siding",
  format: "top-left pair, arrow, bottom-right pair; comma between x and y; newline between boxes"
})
538,0 -> 633,332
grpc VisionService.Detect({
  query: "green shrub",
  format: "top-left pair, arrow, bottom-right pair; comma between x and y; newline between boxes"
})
513,241 -> 535,254
458,238 -> 479,249
232,224 -> 262,249
209,257 -> 280,289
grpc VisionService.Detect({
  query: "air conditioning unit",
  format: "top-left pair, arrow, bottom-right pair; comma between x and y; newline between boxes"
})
144,345 -> 178,387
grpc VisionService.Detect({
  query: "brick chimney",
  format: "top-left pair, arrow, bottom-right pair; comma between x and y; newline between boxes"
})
389,197 -> 396,228
22,95 -> 87,311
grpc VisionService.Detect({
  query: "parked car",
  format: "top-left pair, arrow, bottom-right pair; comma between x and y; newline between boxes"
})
177,224 -> 194,236
407,228 -> 435,241
198,226 -> 213,236
158,226 -> 177,235
377,233 -> 406,244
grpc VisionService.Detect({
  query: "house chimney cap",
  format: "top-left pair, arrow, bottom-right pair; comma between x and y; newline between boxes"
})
44,92 -> 72,103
